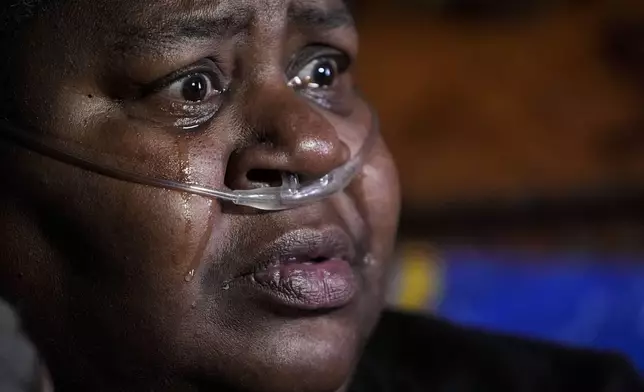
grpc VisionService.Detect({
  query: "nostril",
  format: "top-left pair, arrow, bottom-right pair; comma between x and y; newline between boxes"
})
246,169 -> 284,188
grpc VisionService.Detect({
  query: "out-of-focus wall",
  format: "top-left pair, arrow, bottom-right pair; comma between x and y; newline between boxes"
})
356,0 -> 644,209
356,0 -> 644,370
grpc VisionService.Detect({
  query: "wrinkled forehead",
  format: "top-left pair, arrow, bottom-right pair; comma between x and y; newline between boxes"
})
51,0 -> 357,60
128,0 -> 352,16
93,0 -> 354,34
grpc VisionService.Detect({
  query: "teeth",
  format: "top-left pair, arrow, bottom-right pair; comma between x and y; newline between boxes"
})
280,257 -> 329,265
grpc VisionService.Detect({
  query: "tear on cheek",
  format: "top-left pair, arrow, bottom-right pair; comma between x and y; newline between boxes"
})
168,193 -> 222,283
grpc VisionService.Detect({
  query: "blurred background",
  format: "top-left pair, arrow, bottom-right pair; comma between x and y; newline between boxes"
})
352,0 -> 644,370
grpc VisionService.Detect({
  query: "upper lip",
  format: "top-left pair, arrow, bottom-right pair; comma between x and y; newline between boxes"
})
235,226 -> 357,278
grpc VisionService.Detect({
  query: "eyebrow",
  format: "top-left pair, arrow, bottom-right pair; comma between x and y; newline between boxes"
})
113,11 -> 251,53
287,3 -> 354,31
113,3 -> 353,54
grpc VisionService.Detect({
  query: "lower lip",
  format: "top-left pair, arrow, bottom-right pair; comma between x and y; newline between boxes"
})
248,258 -> 358,310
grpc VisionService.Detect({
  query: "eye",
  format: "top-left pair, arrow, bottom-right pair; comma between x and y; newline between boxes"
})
162,72 -> 221,103
286,50 -> 354,114
291,57 -> 340,89
129,59 -> 227,130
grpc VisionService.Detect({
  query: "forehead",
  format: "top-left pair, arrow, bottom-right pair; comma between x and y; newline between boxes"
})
102,0 -> 351,25
69,0 -> 355,55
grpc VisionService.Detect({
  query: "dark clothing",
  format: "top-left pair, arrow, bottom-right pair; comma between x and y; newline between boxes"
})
351,310 -> 643,392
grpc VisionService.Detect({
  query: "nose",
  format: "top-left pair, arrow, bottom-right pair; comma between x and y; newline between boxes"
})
225,86 -> 351,191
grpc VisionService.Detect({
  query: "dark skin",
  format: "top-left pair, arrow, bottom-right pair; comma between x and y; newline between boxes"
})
0,0 -> 400,391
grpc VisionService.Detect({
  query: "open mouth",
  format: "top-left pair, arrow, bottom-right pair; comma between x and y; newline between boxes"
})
234,228 -> 359,311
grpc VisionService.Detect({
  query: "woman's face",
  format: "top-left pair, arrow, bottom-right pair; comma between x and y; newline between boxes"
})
0,0 -> 400,391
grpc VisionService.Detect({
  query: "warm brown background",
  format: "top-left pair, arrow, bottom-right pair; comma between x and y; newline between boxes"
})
355,0 -> 644,211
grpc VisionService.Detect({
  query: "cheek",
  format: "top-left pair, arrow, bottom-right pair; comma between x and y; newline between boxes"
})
342,139 -> 400,321
0,150 -> 234,371
79,185 -> 208,282
9,153 -> 220,311
360,140 -> 401,268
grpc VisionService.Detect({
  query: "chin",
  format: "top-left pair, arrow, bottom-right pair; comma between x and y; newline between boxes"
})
186,302 -> 372,392
256,343 -> 356,391
255,309 -> 368,389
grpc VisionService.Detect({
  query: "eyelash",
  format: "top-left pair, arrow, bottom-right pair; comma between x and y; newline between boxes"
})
288,47 -> 351,76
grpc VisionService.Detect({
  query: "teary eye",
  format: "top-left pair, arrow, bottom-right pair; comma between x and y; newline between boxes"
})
294,57 -> 340,89
163,73 -> 221,103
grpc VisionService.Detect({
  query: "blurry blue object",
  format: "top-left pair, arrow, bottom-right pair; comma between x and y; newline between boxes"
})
433,250 -> 644,371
